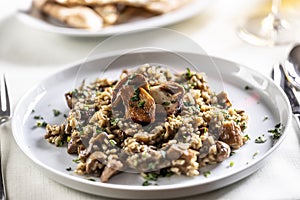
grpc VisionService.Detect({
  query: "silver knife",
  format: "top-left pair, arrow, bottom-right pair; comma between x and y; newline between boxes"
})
273,63 -> 300,128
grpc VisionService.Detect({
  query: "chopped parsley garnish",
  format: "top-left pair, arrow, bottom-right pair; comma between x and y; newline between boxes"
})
36,121 -> 47,128
138,100 -> 145,108
190,82 -> 197,88
268,123 -> 284,140
142,172 -> 159,186
185,68 -> 193,79
143,172 -> 159,181
130,88 -> 140,102
31,109 -> 35,113
162,101 -> 171,106
33,115 -> 43,120
109,139 -> 117,146
57,140 -> 64,147
110,118 -> 119,126
72,158 -> 80,163
63,114 -> 68,118
229,161 -> 234,167
141,170 -> 173,186
230,151 -> 236,156
183,102 -> 193,107
66,167 -> 72,171
244,134 -> 250,141
241,122 -> 247,130
96,126 -> 104,134
142,181 -> 152,186
87,178 -> 96,182
252,150 -> 259,159
255,135 -> 267,143
203,171 -> 211,177
67,136 -> 71,143
53,109 -> 61,117
263,115 -> 268,121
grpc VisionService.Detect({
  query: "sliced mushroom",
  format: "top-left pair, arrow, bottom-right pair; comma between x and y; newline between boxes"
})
149,82 -> 184,115
165,143 -> 189,160
219,121 -> 244,149
67,135 -> 80,154
65,92 -> 73,109
216,91 -> 232,109
67,131 -> 86,154
112,74 -> 155,125
215,141 -> 231,162
112,73 -> 149,106
121,87 -> 156,125
86,151 -> 107,174
100,159 -> 123,182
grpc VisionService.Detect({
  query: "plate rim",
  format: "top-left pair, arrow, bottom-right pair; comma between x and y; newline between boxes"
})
11,51 -> 292,195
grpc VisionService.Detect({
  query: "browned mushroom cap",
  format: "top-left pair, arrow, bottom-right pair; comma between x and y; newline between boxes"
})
219,121 -> 244,149
121,87 -> 156,125
100,159 -> 123,182
149,82 -> 184,115
112,73 -> 149,105
215,141 -> 231,162
112,74 -> 155,125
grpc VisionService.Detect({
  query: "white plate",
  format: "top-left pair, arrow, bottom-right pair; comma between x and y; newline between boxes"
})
12,51 -> 292,199
16,0 -> 211,37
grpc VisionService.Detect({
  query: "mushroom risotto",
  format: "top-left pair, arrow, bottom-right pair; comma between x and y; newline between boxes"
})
45,64 -> 249,183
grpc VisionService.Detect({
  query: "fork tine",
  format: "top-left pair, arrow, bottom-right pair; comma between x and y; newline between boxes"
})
3,75 -> 10,115
0,75 -> 10,115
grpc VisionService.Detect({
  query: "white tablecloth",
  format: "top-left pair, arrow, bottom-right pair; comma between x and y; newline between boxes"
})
0,0 -> 300,199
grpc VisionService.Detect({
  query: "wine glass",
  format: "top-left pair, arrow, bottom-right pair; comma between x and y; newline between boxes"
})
238,0 -> 295,46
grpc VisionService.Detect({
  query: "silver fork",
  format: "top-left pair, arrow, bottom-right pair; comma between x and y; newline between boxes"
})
0,74 -> 10,200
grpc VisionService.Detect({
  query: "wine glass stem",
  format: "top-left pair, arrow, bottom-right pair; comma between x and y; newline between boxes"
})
272,0 -> 281,18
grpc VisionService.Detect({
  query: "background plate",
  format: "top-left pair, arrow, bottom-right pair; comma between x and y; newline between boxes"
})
17,0 -> 211,37
12,51 -> 291,199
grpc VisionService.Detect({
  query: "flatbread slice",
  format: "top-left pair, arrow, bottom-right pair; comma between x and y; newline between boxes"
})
42,2 -> 104,30
94,4 -> 119,25
52,0 -> 193,14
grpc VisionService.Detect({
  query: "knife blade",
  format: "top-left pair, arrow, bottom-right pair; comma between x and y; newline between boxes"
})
273,63 -> 300,128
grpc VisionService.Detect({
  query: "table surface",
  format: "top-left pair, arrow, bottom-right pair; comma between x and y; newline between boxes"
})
1,0 -> 300,199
